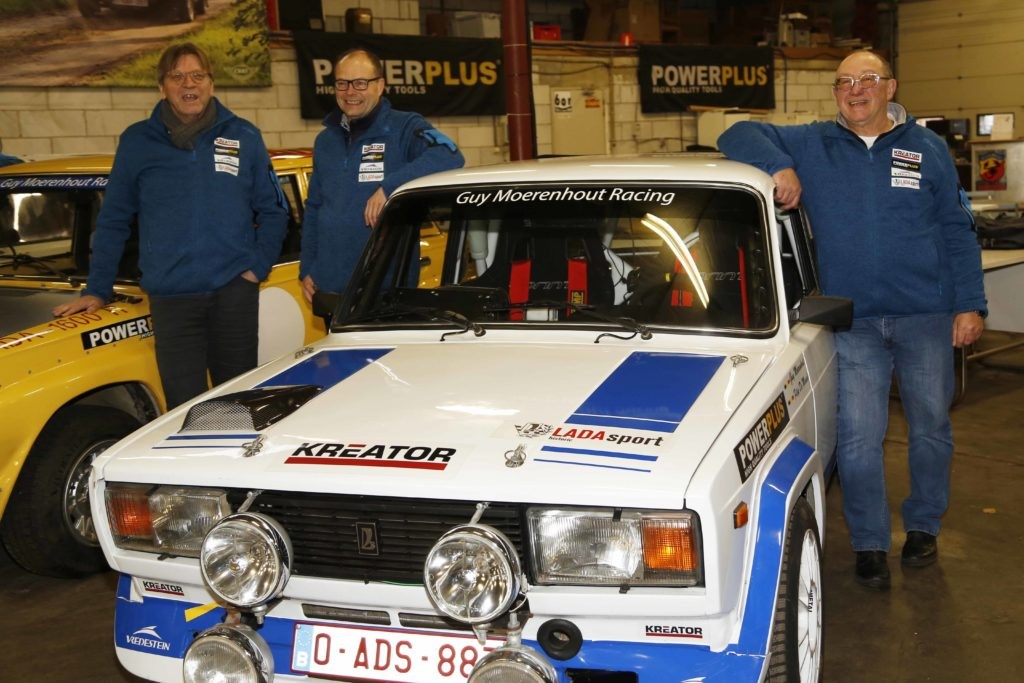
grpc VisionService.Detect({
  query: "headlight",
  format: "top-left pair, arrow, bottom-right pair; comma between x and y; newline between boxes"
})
468,643 -> 556,683
424,524 -> 523,624
528,508 -> 701,586
183,624 -> 274,683
200,512 -> 292,609
105,483 -> 230,556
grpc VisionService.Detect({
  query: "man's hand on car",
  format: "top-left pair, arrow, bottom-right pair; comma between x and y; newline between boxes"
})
53,295 -> 104,317
772,168 -> 802,210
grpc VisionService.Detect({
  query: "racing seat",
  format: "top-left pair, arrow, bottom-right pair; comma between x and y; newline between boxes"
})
469,227 -> 615,319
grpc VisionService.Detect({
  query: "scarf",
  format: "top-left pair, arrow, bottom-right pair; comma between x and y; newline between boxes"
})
160,99 -> 217,150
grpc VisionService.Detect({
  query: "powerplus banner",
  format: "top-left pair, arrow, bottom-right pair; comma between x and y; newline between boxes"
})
638,45 -> 774,112
292,30 -> 504,119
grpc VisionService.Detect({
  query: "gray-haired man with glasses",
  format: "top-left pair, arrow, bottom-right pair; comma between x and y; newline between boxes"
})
299,47 -> 464,303
718,50 -> 986,591
54,42 -> 289,409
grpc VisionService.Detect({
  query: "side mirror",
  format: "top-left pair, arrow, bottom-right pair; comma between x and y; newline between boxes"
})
790,295 -> 853,329
312,290 -> 341,327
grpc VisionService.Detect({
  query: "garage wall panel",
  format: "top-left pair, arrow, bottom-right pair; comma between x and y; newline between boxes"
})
898,0 -> 1024,137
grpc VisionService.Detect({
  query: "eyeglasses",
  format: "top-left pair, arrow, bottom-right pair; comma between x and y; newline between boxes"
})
832,73 -> 890,91
334,77 -> 383,91
166,71 -> 210,85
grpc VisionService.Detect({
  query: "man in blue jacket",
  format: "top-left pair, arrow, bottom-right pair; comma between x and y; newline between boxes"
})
719,50 -> 986,590
300,47 -> 464,302
54,43 -> 289,409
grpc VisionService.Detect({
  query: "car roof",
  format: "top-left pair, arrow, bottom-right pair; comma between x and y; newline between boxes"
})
396,153 -> 775,196
0,149 -> 312,176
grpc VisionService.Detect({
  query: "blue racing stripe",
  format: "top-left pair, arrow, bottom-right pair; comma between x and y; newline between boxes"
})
533,458 -> 652,473
256,348 -> 392,390
567,351 -> 723,433
539,445 -> 658,462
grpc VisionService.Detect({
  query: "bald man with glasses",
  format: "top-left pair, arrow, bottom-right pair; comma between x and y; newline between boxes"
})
299,47 -> 465,303
718,50 -> 986,591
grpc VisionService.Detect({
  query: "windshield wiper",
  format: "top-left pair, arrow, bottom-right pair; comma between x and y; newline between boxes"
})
486,300 -> 653,342
344,303 -> 486,341
0,251 -> 73,282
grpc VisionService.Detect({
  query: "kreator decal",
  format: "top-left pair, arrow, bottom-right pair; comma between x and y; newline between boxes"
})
645,625 -> 704,639
141,580 -> 185,597
80,316 -> 153,349
734,394 -> 790,482
286,442 -> 455,470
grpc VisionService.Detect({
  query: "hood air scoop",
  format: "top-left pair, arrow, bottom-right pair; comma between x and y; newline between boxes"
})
181,385 -> 322,432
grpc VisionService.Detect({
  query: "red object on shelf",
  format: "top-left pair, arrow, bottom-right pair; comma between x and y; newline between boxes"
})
532,23 -> 562,41
620,32 -> 634,45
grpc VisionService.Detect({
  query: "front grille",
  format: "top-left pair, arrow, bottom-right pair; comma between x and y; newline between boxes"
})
250,491 -> 525,584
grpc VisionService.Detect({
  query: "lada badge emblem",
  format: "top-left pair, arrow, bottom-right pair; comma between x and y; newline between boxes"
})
355,522 -> 381,556
504,443 -> 527,468
515,422 -> 553,438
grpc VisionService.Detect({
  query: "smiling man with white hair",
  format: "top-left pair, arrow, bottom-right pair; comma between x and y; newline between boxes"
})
717,49 -> 987,591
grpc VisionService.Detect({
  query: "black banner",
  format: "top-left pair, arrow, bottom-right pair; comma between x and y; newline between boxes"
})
292,30 -> 505,120
638,45 -> 774,112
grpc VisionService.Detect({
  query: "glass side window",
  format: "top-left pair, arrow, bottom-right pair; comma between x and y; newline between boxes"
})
339,183 -> 776,335
0,190 -> 78,257
275,172 -> 303,263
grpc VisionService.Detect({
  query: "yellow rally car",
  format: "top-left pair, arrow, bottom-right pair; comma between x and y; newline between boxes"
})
0,150 -> 327,577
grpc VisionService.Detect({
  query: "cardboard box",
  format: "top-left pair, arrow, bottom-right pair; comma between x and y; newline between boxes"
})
452,11 -> 501,39
585,0 -> 659,43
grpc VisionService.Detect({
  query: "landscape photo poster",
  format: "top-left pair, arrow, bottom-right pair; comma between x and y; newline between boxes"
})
0,0 -> 271,87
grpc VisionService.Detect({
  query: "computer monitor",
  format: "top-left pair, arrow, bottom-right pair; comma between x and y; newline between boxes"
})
917,116 -> 945,129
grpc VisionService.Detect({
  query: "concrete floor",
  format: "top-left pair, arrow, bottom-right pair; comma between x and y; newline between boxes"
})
2,332 -> 1022,682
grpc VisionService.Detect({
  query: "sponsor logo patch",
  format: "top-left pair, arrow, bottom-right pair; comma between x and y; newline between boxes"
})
361,152 -> 384,162
358,172 -> 384,182
891,158 -> 921,171
362,143 -> 386,154
891,168 -> 921,179
214,154 -> 239,167
286,442 -> 455,470
215,162 -> 239,176
359,161 -> 384,172
891,177 -> 920,190
214,137 -> 240,148
892,148 -> 922,163
80,315 -> 153,349
734,393 -> 790,482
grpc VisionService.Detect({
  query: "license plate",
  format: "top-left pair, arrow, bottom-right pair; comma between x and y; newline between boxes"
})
291,622 -> 506,682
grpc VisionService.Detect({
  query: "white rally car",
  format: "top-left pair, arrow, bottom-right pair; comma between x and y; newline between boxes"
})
90,155 -> 851,683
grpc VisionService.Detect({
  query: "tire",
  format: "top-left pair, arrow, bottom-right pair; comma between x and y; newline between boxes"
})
1,406 -> 141,577
767,498 -> 823,682
77,0 -> 101,18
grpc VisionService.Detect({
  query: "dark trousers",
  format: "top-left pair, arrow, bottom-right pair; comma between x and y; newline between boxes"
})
149,275 -> 259,410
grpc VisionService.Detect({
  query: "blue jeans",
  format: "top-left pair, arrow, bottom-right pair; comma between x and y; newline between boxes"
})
835,314 -> 954,552
149,275 -> 259,410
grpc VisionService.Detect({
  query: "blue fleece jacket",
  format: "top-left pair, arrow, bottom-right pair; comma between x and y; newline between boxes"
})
718,105 -> 986,319
85,98 -> 288,300
299,98 -> 464,293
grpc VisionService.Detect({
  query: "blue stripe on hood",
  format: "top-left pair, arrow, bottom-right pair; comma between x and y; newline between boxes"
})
567,352 -> 723,433
257,349 -> 393,390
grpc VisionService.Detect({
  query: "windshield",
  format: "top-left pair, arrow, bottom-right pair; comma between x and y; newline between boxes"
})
337,182 -> 777,335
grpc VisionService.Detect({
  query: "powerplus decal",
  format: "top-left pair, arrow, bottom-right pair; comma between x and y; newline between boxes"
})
733,393 -> 789,482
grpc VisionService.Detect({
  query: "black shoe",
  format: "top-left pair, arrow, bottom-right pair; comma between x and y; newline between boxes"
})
854,550 -> 891,590
901,531 -> 938,567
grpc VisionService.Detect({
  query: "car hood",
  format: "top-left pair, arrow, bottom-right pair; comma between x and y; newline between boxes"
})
0,286 -> 81,338
100,342 -> 774,509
